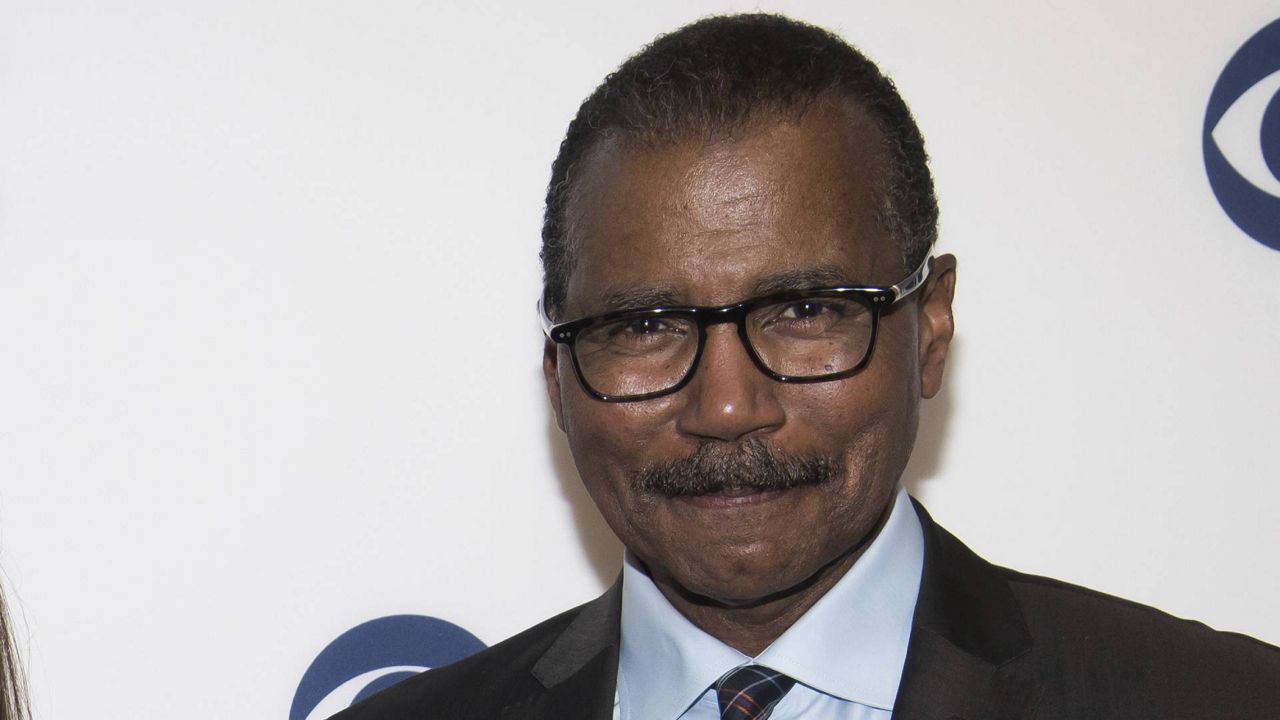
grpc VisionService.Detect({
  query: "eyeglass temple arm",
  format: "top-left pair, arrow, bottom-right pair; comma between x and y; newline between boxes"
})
890,254 -> 933,302
537,296 -> 556,337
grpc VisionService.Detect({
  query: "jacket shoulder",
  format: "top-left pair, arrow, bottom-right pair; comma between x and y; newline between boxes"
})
999,567 -> 1280,715
911,502 -> 1279,717
326,601 -> 589,720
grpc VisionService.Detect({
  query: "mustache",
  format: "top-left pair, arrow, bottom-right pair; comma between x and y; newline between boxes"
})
630,439 -> 842,497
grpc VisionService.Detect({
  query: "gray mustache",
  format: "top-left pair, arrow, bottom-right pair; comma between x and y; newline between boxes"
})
631,439 -> 842,497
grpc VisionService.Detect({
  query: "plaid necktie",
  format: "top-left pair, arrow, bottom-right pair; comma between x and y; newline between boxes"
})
714,665 -> 797,720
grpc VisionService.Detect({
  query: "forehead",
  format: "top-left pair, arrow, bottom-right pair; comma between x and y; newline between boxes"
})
563,100 -> 898,315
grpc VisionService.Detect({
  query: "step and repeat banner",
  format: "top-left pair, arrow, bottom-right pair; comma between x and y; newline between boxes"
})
2,2 -> 1278,718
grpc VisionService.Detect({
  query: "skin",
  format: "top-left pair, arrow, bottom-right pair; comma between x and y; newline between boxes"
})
544,98 -> 957,655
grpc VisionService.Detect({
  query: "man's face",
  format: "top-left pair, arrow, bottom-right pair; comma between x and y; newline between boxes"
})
544,100 -> 955,608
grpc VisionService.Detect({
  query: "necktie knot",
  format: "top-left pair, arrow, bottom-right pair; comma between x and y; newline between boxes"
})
714,664 -> 797,720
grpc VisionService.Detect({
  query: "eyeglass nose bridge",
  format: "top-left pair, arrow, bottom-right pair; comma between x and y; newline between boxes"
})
681,302 -> 797,389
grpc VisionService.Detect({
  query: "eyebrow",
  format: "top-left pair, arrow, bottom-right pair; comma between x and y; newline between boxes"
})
591,265 -> 860,315
597,286 -> 684,313
749,266 -> 853,296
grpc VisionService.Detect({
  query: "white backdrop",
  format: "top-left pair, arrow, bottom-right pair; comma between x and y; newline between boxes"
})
2,1 -> 1278,717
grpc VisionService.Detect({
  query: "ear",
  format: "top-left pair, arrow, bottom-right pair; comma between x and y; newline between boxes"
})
916,254 -> 957,399
543,338 -> 567,430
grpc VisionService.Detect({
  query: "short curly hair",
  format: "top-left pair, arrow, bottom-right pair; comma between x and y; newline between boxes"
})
540,13 -> 938,319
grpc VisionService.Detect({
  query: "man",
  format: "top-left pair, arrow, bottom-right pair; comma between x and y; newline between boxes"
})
335,13 -> 1279,720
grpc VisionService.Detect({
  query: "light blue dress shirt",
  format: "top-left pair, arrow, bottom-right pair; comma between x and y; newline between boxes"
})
614,487 -> 924,719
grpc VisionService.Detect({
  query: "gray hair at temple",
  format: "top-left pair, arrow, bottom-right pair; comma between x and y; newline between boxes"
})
539,13 -> 939,319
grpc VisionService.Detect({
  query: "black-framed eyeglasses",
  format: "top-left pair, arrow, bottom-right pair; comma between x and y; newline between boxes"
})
539,255 -> 932,402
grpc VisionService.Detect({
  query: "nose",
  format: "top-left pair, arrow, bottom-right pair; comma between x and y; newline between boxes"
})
674,324 -> 785,442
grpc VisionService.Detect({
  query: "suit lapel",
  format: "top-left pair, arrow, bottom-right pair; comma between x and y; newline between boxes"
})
892,501 -> 1042,720
499,582 -> 622,720
891,627 -> 1040,720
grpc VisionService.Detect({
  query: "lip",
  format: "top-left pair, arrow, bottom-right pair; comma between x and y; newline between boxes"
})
674,487 -> 790,509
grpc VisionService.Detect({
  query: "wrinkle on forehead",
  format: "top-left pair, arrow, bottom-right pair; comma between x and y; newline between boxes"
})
679,147 -> 769,231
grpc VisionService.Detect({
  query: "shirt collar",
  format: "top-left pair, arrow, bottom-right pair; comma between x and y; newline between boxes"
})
617,549 -> 747,719
617,487 -> 924,718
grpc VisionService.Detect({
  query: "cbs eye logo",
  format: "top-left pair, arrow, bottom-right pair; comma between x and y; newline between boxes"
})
290,615 -> 486,720
1204,18 -> 1280,251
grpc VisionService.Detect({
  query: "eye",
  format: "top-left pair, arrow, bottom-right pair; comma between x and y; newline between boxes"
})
606,316 -> 686,342
753,298 -> 858,339
1210,67 -> 1280,198
766,299 -> 851,329
615,317 -> 666,335
778,300 -> 836,321
574,314 -> 692,357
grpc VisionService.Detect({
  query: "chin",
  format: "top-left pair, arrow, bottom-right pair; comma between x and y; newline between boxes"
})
670,553 -> 824,608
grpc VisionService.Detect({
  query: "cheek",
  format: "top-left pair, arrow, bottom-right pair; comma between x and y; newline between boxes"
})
789,371 -> 904,442
777,379 -> 916,567
561,390 -> 675,465
558,384 -> 678,519
786,345 -> 920,488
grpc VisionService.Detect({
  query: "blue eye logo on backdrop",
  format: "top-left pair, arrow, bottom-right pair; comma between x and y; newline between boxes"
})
290,615 -> 486,720
1204,18 -> 1280,251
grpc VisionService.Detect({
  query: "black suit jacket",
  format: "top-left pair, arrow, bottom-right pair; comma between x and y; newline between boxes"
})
332,501 -> 1280,719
